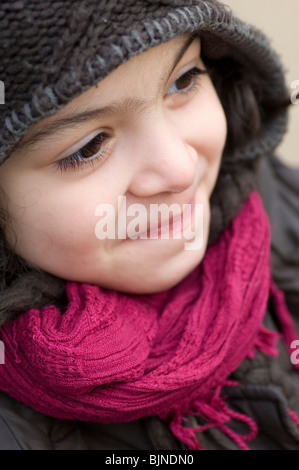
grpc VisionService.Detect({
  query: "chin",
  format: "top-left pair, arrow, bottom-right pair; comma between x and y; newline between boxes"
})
117,262 -> 201,295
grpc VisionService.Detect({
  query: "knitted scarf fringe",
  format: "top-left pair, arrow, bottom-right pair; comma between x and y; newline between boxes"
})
167,280 -> 299,450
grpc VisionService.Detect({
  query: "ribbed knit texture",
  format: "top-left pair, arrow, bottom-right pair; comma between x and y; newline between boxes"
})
2,190 -> 298,449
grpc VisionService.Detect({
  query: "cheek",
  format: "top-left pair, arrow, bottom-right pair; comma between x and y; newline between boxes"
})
201,94 -> 227,190
176,79 -> 227,163
196,82 -> 227,159
5,181 -> 112,264
183,80 -> 227,192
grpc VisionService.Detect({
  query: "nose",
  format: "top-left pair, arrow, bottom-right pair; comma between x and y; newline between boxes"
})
128,117 -> 198,198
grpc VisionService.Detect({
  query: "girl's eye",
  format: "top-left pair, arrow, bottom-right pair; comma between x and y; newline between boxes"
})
56,132 -> 110,173
165,66 -> 207,96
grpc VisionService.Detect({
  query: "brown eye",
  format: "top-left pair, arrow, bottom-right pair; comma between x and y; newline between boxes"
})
165,67 -> 206,96
176,71 -> 196,91
56,132 -> 111,173
77,133 -> 109,160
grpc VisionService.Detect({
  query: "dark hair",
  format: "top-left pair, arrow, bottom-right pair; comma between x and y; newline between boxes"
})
203,51 -> 290,248
0,48 -> 291,326
205,55 -> 290,162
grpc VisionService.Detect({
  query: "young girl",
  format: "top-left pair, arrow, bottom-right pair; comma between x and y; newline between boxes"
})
0,0 -> 298,450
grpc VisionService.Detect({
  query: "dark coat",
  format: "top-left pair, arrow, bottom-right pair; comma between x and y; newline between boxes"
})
0,154 -> 299,450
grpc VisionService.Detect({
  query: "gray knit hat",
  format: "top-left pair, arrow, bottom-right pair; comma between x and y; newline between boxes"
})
0,0 -> 288,165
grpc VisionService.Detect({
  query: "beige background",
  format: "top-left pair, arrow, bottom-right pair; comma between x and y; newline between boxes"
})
225,0 -> 299,167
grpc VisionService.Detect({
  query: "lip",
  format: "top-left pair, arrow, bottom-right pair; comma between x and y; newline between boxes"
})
131,196 -> 196,240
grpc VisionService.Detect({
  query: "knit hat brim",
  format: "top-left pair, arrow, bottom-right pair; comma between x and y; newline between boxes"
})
0,0 -> 288,165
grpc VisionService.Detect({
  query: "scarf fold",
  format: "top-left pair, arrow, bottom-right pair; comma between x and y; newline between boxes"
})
0,190 -> 298,449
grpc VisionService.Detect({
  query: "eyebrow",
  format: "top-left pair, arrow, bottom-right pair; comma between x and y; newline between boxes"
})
17,34 -> 196,153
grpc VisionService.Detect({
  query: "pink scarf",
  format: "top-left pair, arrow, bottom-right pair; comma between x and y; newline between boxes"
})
0,191 -> 298,450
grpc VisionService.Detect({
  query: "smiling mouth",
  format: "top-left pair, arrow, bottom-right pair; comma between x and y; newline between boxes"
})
131,197 -> 196,240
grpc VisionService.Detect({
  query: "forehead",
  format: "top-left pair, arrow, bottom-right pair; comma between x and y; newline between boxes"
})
60,34 -> 200,108
60,36 -> 199,105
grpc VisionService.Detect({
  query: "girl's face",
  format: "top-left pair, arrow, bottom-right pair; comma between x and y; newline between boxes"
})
0,35 -> 227,294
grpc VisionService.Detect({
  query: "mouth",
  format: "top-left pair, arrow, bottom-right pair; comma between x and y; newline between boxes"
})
133,196 -> 196,240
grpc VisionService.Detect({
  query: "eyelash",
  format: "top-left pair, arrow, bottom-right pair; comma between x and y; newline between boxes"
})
56,132 -> 111,173
55,66 -> 206,173
165,66 -> 206,96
